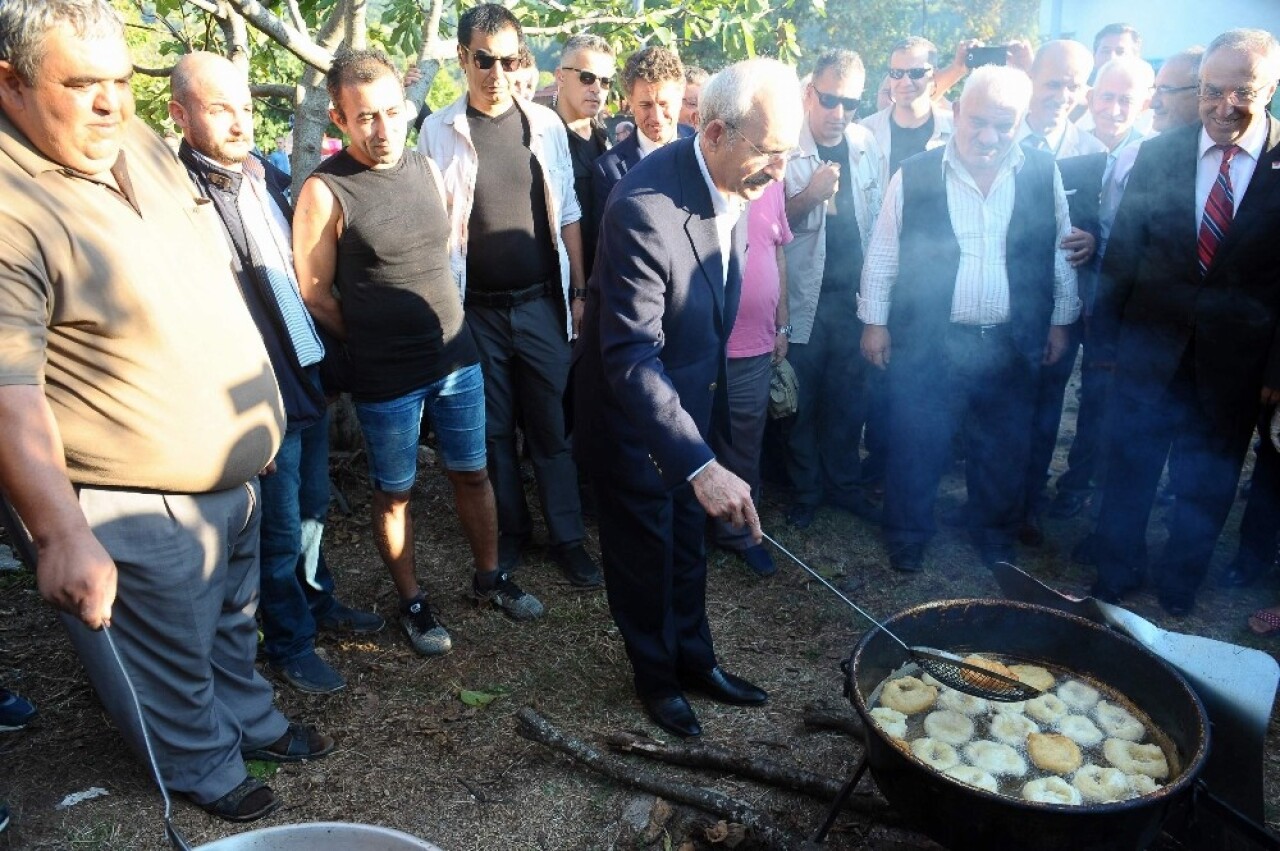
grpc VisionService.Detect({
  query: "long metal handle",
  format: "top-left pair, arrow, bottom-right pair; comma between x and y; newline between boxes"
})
761,532 -> 910,652
102,626 -> 194,851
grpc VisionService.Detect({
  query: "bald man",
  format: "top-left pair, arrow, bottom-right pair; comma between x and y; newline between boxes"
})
170,53 -> 384,696
1018,40 -> 1107,157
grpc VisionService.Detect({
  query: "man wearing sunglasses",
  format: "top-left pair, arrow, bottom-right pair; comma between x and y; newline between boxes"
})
591,46 -> 692,229
573,59 -> 803,738
780,48 -> 887,531
555,33 -> 615,276
862,38 -> 955,177
419,4 -> 601,589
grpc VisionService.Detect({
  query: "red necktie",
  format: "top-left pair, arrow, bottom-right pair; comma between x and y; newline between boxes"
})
1197,144 -> 1241,276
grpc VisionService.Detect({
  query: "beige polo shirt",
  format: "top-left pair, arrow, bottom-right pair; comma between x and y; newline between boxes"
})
0,112 -> 283,492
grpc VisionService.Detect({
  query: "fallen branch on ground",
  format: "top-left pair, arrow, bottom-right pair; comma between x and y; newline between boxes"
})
802,708 -> 866,739
514,707 -> 819,851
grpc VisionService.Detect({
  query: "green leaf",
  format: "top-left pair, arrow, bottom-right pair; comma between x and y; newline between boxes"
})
459,689 -> 499,707
245,760 -> 279,780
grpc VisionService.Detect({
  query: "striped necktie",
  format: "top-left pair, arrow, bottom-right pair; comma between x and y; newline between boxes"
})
1197,144 -> 1241,276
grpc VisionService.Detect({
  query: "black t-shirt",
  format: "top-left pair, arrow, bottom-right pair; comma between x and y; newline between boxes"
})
889,112 -> 935,175
465,102 -> 558,292
815,137 -> 863,294
313,149 -> 478,402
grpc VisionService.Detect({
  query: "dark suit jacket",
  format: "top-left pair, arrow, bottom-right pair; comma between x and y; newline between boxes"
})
572,135 -> 744,494
1095,120 -> 1280,433
1057,152 -> 1107,312
590,124 -> 695,232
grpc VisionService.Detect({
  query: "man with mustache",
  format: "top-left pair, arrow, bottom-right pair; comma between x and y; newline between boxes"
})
781,48 -> 887,531
0,0 -> 332,822
419,4 -> 600,588
573,59 -> 803,738
860,65 -> 1080,573
170,51 -> 385,696
1089,29 -> 1280,616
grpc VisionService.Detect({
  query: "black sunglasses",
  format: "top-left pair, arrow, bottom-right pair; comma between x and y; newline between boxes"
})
888,67 -> 932,80
813,88 -> 859,113
561,67 -> 613,89
465,47 -> 520,72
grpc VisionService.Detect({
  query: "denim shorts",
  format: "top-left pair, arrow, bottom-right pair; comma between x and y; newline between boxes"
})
354,363 -> 487,492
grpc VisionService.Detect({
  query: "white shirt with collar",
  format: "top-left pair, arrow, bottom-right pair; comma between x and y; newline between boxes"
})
1016,118 -> 1108,159
859,139 -> 1080,327
636,126 -> 673,160
1196,116 -> 1268,232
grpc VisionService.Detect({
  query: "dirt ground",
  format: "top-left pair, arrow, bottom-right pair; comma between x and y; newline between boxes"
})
3,385 -> 1280,850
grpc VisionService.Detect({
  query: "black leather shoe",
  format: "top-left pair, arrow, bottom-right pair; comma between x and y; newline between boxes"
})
1048,491 -> 1089,519
680,666 -> 768,706
888,542 -> 924,573
1220,555 -> 1272,588
1018,513 -> 1044,548
787,503 -> 817,529
550,543 -> 604,588
1072,533 -> 1100,566
642,694 -> 701,738
827,490 -> 881,523
1158,594 -> 1194,618
739,544 -> 777,577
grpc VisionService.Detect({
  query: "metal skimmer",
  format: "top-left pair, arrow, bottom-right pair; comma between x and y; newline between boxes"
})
762,532 -> 1042,702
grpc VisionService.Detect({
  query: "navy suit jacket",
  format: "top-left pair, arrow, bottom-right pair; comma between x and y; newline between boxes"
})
1096,120 -> 1280,434
590,124 -> 695,232
571,135 -> 744,494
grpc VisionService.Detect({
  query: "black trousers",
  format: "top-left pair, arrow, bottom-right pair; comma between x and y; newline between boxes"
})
884,326 -> 1037,550
1093,351 -> 1255,601
1024,321 -> 1082,508
1234,409 -> 1280,571
592,474 -> 716,699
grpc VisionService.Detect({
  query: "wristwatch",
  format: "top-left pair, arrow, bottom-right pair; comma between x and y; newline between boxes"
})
776,324 -> 793,339
571,287 -> 588,300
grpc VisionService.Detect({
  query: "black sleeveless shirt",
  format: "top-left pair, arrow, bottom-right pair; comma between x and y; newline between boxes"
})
313,149 -> 477,402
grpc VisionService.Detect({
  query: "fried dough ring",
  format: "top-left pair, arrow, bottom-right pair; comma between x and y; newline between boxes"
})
870,707 -> 909,739
1026,693 -> 1069,725
1057,714 -> 1105,748
938,688 -> 990,716
944,764 -> 1000,793
1127,773 -> 1162,796
1027,731 -> 1083,774
1056,679 -> 1102,712
960,655 -> 1017,691
1103,738 -> 1169,779
880,675 -> 939,715
963,740 -> 1028,777
1094,700 -> 1145,742
1009,663 -> 1056,692
1073,764 -> 1131,803
1022,776 -> 1083,806
923,709 -> 976,746
989,711 -> 1039,747
910,737 -> 961,771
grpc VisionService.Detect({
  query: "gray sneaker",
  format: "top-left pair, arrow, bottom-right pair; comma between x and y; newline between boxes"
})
472,571 -> 545,621
399,599 -> 452,657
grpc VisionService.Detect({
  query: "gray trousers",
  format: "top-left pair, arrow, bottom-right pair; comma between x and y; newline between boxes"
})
62,483 -> 288,804
466,294 -> 584,550
710,353 -> 773,550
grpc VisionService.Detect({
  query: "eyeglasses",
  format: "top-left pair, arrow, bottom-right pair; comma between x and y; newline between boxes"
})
813,88 -> 860,113
561,67 -> 613,89
1198,84 -> 1269,106
888,67 -> 932,81
725,123 -> 802,165
463,46 -> 520,73
1154,84 -> 1198,97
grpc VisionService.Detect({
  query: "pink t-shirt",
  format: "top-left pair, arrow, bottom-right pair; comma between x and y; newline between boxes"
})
728,180 -> 793,358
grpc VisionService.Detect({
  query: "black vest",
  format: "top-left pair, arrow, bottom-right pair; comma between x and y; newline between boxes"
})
890,146 -> 1059,367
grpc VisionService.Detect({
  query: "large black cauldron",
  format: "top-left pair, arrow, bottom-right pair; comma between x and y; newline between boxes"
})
848,599 -> 1210,851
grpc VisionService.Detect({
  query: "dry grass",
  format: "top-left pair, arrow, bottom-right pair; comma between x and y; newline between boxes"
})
4,386 -> 1280,849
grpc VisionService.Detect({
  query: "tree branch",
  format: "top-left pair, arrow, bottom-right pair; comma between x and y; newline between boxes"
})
222,0 -> 334,72
182,0 -> 220,14
252,83 -> 296,100
133,64 -> 174,77
515,708 -> 819,851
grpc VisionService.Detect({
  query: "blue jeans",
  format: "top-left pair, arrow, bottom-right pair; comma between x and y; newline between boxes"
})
355,363 -> 488,493
258,409 -> 338,666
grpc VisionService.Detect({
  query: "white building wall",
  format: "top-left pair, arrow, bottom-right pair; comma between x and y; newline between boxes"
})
1040,0 -> 1280,61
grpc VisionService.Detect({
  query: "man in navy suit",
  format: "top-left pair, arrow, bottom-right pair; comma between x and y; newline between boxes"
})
572,59 -> 803,738
591,46 -> 692,227
1090,29 -> 1280,615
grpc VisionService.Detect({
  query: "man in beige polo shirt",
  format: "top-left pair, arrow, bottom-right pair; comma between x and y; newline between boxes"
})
0,0 -> 331,822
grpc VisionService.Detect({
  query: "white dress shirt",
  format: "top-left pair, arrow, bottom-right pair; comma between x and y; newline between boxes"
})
858,140 -> 1080,327
1195,118 -> 1269,232
636,126 -> 670,160
1016,118 -> 1108,159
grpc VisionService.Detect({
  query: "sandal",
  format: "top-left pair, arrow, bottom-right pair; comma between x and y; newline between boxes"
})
199,776 -> 281,823
242,721 -> 335,763
1248,608 -> 1280,636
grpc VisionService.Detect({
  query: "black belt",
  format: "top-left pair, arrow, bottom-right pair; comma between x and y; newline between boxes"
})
464,281 -> 549,309
949,322 -> 1010,339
